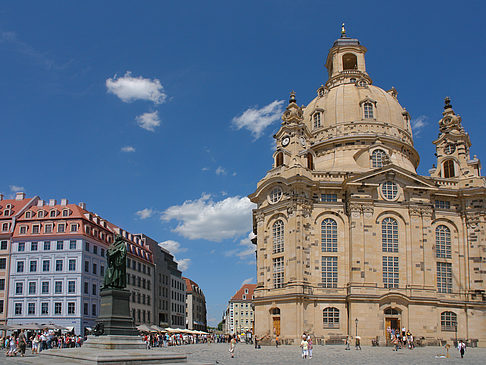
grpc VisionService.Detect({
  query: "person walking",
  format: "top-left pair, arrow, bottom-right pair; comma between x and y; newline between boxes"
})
275,335 -> 279,348
18,330 -> 26,357
458,340 -> 466,358
345,336 -> 350,350
229,335 -> 236,358
355,336 -> 361,350
300,335 -> 309,359
307,336 -> 313,359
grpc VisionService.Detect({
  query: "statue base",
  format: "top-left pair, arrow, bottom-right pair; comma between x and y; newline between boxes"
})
97,287 -> 138,336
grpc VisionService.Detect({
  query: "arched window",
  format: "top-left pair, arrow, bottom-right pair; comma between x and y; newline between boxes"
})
270,308 -> 280,315
371,149 -> 386,168
363,102 -> 374,119
273,220 -> 284,254
382,217 -> 398,252
313,113 -> 321,128
384,308 -> 400,315
441,311 -> 457,331
436,225 -> 451,258
276,152 -> 283,167
323,307 -> 339,328
321,218 -> 337,252
443,160 -> 455,178
307,153 -> 314,170
342,53 -> 357,70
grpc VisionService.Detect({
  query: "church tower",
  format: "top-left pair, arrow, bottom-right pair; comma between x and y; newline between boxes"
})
249,27 -> 486,346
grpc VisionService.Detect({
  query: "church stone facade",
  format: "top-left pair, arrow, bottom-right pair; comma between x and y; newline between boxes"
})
249,30 -> 486,346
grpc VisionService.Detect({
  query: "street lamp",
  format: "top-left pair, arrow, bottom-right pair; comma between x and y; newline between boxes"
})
355,318 -> 358,337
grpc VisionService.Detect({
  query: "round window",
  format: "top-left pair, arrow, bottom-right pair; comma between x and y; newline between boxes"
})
381,181 -> 399,200
269,187 -> 283,204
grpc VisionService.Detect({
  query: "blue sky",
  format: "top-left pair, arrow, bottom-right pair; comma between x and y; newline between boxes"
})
1,1 -> 485,326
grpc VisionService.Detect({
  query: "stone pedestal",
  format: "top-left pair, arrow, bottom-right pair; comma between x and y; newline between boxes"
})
97,288 -> 138,336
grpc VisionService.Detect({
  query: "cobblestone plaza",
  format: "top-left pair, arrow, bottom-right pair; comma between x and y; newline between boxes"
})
1,343 -> 484,365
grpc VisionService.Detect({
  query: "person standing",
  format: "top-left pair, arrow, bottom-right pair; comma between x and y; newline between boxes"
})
229,335 -> 236,358
18,330 -> 26,357
300,336 -> 309,359
307,336 -> 313,359
458,340 -> 466,358
355,336 -> 361,350
345,336 -> 350,350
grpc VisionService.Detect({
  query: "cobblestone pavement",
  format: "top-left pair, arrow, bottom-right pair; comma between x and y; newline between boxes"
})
0,343 -> 483,364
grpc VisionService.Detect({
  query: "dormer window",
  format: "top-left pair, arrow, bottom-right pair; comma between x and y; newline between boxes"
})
313,113 -> 321,128
371,149 -> 387,168
62,209 -> 69,217
25,211 -> 32,219
3,210 -> 10,217
363,102 -> 374,119
443,160 -> 455,178
38,210 -> 44,218
50,210 -> 57,218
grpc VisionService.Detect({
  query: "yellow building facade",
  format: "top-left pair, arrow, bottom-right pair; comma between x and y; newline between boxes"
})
249,30 -> 486,346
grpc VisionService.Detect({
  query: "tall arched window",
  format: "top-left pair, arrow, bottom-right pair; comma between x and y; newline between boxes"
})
273,220 -> 284,254
276,152 -> 283,167
382,217 -> 398,252
321,218 -> 337,252
443,160 -> 455,178
441,311 -> 457,331
323,307 -> 339,328
313,113 -> 321,128
436,225 -> 451,258
371,149 -> 386,168
363,102 -> 374,119
342,53 -> 357,70
307,153 -> 314,170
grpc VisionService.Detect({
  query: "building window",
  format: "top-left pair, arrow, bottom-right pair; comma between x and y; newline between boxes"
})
273,257 -> 284,289
70,240 -> 77,249
381,182 -> 398,200
15,282 -> 23,295
57,241 -> 64,250
41,281 -> 49,294
313,113 -> 321,128
323,307 -> 339,328
383,256 -> 399,288
85,261 -> 89,272
437,262 -> 452,293
0,240 -> 7,250
18,242 -> 25,252
93,246 -> 98,255
307,153 -> 314,170
28,303 -> 35,315
382,217 -> 398,252
44,241 -> 51,250
272,220 -> 284,254
30,261 -> 37,272
0,258 -> 5,270
92,304 -> 96,316
84,282 -> 88,294
270,187 -> 283,204
321,256 -> 338,288
31,241 -> 38,251
54,302 -> 61,314
57,224 -> 65,233
42,260 -> 50,272
41,302 -> 48,315
2,223 -> 9,232
68,280 -> 75,293
38,211 -> 44,218
371,149 -> 386,168
62,209 -> 69,217
321,194 -> 337,202
342,53 -> 357,70
55,281 -> 62,294
55,259 -> 63,272
45,224 -> 52,233
93,263 -> 97,275
101,248 -> 105,257
436,225 -> 451,258
441,311 -> 457,331
68,259 -> 76,271
71,224 -> 78,232
92,284 -> 96,295
28,282 -> 36,294
443,160 -> 455,178
15,303 -> 22,315
100,265 -> 104,276
321,218 -> 338,252
363,102 -> 374,119
435,200 -> 451,209
32,225 -> 40,234
50,210 -> 57,217
275,152 -> 283,167
19,226 -> 27,234
0,279 -> 4,290
17,261 -> 24,273
85,242 -> 90,251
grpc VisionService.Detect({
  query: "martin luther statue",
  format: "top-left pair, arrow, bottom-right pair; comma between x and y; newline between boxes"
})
103,234 -> 127,289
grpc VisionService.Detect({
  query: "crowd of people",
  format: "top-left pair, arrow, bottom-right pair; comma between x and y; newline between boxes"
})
387,327 -> 415,351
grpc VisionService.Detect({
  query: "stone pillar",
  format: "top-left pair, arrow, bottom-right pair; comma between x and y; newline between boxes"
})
97,288 -> 138,336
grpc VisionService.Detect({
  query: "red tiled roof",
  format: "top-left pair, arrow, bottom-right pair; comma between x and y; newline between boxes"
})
231,284 -> 256,301
0,198 -> 33,218
183,277 -> 199,293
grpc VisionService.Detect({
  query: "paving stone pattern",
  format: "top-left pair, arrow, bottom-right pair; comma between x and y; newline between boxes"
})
0,343 -> 483,365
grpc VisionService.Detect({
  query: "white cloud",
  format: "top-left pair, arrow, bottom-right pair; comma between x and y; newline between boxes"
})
232,100 -> 285,139
225,232 -> 256,260
121,146 -> 136,152
176,258 -> 191,271
159,240 -> 187,254
9,185 -> 25,193
215,166 -> 226,176
135,208 -> 154,219
161,194 -> 256,242
136,111 -> 160,132
411,115 -> 428,137
241,277 -> 254,286
106,71 -> 167,104
201,167 -> 209,172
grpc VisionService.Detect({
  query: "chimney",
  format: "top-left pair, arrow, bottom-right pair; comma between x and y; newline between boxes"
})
16,192 -> 26,200
49,199 -> 56,206
60,198 -> 68,206
79,202 -> 86,210
37,200 -> 44,207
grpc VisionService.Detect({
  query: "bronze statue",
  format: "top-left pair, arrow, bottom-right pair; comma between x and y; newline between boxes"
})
103,234 -> 127,289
